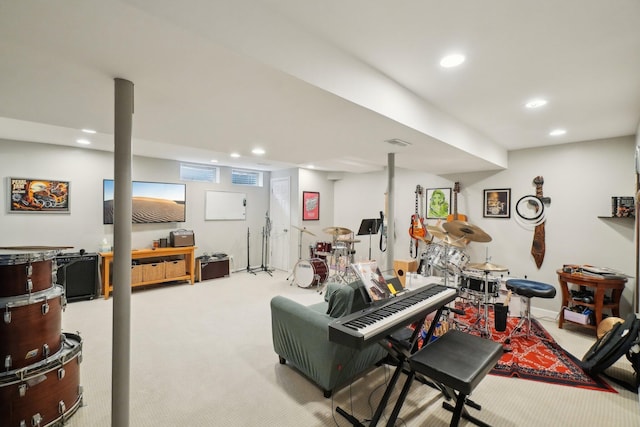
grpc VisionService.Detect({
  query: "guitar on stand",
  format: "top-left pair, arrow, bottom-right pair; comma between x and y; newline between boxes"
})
447,182 -> 467,222
409,185 -> 427,258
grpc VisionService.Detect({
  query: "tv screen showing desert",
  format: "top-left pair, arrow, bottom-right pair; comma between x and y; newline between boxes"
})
103,180 -> 185,224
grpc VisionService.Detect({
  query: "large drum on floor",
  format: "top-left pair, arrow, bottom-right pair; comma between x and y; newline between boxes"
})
0,332 -> 83,427
294,258 -> 328,288
0,250 -> 57,297
0,286 -> 65,372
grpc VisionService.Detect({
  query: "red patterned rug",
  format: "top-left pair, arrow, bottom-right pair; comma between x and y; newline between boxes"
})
447,304 -> 617,393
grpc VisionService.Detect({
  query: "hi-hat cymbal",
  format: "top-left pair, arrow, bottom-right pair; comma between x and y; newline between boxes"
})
426,225 -> 446,240
323,226 -> 352,236
292,225 -> 316,236
441,235 -> 467,248
466,262 -> 508,272
442,220 -> 492,242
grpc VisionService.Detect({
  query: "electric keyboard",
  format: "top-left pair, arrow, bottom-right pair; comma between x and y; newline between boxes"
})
328,284 -> 457,349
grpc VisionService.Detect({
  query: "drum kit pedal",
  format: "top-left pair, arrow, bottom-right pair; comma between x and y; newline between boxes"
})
291,225 -> 360,290
0,248 -> 84,426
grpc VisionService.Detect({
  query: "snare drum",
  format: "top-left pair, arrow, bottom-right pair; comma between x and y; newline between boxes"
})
0,250 -> 57,297
0,286 -> 65,372
460,271 -> 500,296
0,332 -> 83,427
294,258 -> 328,288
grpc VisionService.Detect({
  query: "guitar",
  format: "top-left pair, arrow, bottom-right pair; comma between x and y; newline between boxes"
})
409,185 -> 426,257
447,182 -> 468,222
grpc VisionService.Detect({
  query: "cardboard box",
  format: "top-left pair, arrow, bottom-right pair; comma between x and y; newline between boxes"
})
564,308 -> 590,325
142,262 -> 165,282
165,259 -> 186,279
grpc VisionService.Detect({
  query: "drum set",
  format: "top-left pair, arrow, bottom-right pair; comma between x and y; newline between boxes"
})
420,220 -> 509,337
0,249 -> 84,427
291,225 -> 360,290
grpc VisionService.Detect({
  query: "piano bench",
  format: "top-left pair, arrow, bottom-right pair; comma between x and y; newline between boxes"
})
409,330 -> 503,427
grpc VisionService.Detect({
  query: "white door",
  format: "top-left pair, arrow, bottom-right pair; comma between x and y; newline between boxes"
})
270,177 -> 291,271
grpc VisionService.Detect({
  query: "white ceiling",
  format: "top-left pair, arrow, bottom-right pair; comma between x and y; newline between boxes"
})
0,1 -> 639,174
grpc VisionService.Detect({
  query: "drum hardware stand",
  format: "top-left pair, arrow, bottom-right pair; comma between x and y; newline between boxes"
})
246,228 -> 257,275
287,226 -> 308,285
252,213 -> 274,276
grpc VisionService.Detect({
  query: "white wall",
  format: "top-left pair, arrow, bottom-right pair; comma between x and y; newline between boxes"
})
0,139 -> 270,271
335,136 -> 637,315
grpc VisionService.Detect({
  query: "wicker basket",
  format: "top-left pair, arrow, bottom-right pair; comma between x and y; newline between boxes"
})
164,259 -> 186,279
142,262 -> 165,282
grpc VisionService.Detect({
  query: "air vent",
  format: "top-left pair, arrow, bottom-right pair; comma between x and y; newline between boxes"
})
385,138 -> 412,147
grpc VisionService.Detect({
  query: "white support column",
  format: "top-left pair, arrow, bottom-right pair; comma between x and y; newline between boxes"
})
112,77 -> 134,427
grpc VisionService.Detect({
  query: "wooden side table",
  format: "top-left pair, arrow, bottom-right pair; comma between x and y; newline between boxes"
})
556,269 -> 626,332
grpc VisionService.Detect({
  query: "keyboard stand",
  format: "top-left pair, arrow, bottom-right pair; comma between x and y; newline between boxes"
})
335,306 -> 446,427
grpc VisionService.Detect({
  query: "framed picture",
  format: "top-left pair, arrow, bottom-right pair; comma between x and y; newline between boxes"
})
483,188 -> 511,218
9,177 -> 70,213
426,188 -> 451,219
302,191 -> 320,220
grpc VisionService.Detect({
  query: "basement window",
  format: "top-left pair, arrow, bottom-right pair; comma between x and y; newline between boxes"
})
180,163 -> 219,183
231,169 -> 263,187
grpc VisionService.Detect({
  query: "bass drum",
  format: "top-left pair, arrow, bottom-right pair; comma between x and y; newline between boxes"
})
0,332 -> 83,427
0,286 -> 65,372
294,258 -> 328,288
0,250 -> 57,297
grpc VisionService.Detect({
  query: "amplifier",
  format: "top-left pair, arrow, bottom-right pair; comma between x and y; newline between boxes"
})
55,252 -> 99,302
170,229 -> 195,247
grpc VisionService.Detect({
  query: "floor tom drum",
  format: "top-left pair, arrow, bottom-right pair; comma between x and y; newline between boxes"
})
0,250 -> 56,297
0,286 -> 65,372
0,332 -> 83,427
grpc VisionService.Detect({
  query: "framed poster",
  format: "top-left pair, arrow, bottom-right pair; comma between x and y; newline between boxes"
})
9,177 -> 70,213
426,188 -> 451,219
483,188 -> 511,218
302,191 -> 320,220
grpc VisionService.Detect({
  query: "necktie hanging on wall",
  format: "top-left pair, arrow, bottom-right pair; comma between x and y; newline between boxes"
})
531,176 -> 547,268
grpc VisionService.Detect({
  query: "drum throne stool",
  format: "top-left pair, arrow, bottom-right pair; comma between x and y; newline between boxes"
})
504,279 -> 556,343
409,329 -> 503,427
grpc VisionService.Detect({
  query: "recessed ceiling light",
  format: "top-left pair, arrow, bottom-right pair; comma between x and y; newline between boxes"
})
76,139 -> 91,145
307,165 -> 315,169
252,148 -> 265,155
81,128 -> 96,134
210,159 -> 218,163
439,54 -> 465,68
549,129 -> 566,136
230,153 -> 241,158
525,99 -> 548,109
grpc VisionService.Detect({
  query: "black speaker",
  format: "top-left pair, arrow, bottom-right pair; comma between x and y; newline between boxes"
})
55,252 -> 99,302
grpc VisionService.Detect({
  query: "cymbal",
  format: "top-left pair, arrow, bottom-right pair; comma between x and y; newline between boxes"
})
466,262 -> 508,272
441,235 -> 467,248
426,225 -> 446,240
292,225 -> 316,236
323,226 -> 352,236
442,220 -> 492,242
339,239 -> 361,243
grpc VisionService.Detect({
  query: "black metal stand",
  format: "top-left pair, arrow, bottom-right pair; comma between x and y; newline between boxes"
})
251,213 -> 274,276
357,218 -> 381,260
246,228 -> 257,275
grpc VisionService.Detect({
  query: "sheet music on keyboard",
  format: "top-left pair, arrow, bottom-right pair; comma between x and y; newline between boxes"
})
328,283 -> 457,349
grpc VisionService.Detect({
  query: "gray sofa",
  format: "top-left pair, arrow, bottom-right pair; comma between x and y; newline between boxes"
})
271,280 -> 388,397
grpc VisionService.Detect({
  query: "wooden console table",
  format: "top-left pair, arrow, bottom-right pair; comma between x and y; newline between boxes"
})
557,269 -> 626,332
99,246 -> 196,299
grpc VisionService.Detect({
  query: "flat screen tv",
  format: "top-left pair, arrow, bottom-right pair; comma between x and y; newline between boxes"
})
103,180 -> 186,224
